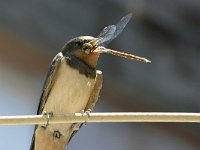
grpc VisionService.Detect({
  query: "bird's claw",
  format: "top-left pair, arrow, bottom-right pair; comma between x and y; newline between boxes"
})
82,109 -> 91,125
42,111 -> 53,128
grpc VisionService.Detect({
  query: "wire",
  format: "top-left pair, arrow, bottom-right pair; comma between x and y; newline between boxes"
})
0,112 -> 199,125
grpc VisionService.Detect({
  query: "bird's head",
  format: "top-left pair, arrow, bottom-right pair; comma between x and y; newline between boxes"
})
62,36 -> 100,69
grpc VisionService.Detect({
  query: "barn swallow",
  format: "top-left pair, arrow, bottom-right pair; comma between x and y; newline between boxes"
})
30,13 -> 151,150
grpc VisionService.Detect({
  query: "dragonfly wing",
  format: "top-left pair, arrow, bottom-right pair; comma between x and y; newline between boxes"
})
96,25 -> 116,46
101,13 -> 132,47
112,13 -> 132,40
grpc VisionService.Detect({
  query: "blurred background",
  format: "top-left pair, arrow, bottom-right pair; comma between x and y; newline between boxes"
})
0,0 -> 200,149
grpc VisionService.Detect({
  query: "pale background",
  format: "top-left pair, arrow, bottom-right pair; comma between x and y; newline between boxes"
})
0,0 -> 199,150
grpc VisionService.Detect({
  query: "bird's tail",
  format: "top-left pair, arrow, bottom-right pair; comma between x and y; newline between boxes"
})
29,128 -> 36,150
29,134 -> 35,150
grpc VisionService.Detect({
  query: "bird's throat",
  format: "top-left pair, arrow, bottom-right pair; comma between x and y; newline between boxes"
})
65,52 -> 99,78
73,50 -> 100,69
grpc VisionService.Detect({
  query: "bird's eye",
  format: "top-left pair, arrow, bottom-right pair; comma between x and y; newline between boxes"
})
83,39 -> 88,43
74,41 -> 83,47
82,43 -> 93,54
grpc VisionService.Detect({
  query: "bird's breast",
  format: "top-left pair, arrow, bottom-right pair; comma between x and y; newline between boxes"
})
42,57 -> 96,134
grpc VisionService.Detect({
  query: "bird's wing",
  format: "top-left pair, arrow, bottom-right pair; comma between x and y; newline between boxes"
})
65,70 -> 103,146
30,52 -> 63,150
85,70 -> 103,111
37,52 -> 63,114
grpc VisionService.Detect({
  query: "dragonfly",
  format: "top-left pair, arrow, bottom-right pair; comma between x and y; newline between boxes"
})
89,13 -> 151,64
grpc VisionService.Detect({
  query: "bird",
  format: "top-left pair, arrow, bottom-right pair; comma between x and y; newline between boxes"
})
30,13 -> 151,150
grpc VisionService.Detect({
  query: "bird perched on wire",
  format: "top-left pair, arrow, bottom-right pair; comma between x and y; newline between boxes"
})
30,13 -> 151,150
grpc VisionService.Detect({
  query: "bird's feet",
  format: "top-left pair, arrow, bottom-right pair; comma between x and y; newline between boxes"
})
41,111 -> 53,128
82,109 -> 91,125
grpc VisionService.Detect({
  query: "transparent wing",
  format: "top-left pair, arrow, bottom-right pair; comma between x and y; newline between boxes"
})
110,13 -> 132,41
96,13 -> 132,47
96,25 -> 116,46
